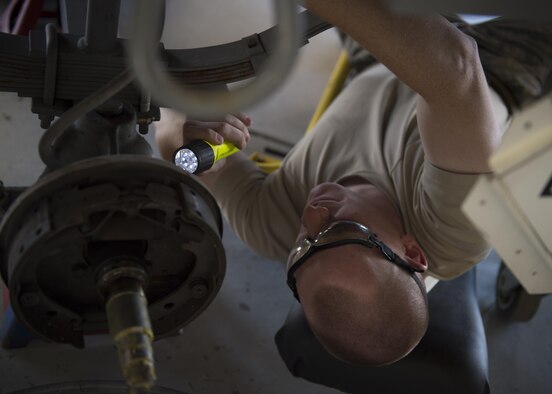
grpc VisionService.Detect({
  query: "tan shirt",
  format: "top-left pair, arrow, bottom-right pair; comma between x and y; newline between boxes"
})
212,64 -> 507,280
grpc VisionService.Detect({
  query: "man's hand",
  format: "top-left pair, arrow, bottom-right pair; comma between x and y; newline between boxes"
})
154,108 -> 252,174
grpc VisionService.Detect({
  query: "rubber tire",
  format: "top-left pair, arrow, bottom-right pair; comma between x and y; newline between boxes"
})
496,262 -> 543,322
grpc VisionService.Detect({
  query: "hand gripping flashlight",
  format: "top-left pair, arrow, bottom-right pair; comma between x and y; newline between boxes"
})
173,140 -> 240,174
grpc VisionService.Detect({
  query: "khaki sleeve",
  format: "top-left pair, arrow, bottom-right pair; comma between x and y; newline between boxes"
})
415,161 -> 491,279
210,158 -> 302,262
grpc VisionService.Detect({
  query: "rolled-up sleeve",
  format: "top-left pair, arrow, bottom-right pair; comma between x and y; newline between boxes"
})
413,161 -> 491,279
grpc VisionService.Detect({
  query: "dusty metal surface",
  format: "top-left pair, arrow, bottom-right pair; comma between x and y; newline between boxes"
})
0,156 -> 225,347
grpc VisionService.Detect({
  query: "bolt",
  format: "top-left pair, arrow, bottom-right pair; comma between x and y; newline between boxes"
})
39,114 -> 54,129
123,205 -> 140,217
191,280 -> 208,299
96,100 -> 124,116
248,38 -> 258,48
71,318 -> 82,331
138,122 -> 149,135
72,263 -> 88,278
20,292 -> 40,308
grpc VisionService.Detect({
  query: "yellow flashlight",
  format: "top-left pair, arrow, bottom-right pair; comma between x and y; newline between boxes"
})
173,141 -> 240,174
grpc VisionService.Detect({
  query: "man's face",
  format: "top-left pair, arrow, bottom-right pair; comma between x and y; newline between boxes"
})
297,182 -> 403,249
292,181 -> 428,296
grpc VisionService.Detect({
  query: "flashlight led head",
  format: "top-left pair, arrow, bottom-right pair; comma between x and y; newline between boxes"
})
174,148 -> 199,173
173,140 -> 215,174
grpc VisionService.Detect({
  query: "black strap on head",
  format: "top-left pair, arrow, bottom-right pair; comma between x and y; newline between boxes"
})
286,239 -> 427,304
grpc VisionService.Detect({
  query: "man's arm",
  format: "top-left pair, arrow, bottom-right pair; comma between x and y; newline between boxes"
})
154,109 -> 300,260
304,0 -> 501,173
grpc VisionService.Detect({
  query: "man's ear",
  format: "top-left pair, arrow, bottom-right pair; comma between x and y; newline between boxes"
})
400,234 -> 428,272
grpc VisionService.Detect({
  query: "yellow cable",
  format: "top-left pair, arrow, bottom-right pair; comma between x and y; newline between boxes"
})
252,49 -> 350,173
249,152 -> 282,174
305,50 -> 350,133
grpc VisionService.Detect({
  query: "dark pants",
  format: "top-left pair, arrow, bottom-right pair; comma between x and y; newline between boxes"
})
275,269 -> 490,394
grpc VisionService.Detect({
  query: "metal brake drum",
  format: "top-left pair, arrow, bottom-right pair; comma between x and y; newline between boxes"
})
0,155 -> 225,347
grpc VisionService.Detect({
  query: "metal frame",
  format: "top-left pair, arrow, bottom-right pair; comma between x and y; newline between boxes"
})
463,94 -> 552,294
0,8 -> 331,132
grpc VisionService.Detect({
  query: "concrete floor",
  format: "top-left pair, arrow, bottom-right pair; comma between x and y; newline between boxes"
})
1,1 -> 552,393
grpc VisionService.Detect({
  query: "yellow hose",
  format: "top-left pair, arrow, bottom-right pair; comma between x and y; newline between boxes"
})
305,50 -> 350,133
252,49 -> 350,173
249,152 -> 282,174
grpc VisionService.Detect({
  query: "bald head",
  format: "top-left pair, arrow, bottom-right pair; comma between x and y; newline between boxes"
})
295,245 -> 428,366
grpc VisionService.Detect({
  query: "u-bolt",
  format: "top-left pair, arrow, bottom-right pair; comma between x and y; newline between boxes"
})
128,0 -> 301,118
